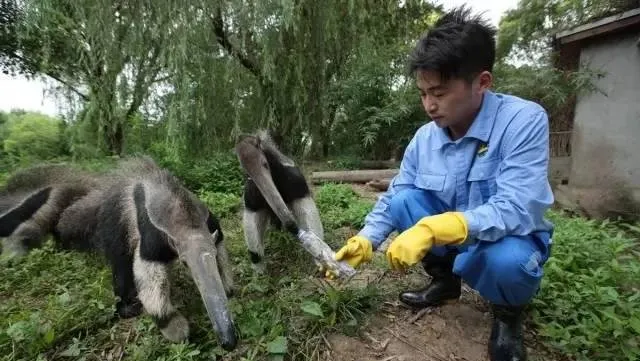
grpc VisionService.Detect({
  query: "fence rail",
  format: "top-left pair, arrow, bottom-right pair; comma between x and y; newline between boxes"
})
550,131 -> 572,157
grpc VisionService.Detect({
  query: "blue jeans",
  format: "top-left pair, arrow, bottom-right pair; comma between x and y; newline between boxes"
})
388,188 -> 552,306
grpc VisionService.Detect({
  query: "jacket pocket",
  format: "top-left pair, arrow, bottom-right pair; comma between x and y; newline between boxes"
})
467,159 -> 499,204
467,158 -> 499,181
415,172 -> 446,192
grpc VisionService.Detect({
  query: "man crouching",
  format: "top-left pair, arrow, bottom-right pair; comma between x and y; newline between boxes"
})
331,6 -> 554,361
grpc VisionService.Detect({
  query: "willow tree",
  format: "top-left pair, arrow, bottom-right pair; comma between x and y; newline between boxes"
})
1,0 -> 175,156
3,0 -> 440,158
159,0 -> 440,157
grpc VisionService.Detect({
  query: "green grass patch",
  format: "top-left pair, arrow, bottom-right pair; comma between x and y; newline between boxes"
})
531,210 -> 640,361
0,183 -> 388,361
315,183 -> 375,232
2,160 -> 640,361
0,246 -> 114,360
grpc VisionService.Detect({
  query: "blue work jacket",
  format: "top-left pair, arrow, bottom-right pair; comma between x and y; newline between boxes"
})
359,90 -> 555,249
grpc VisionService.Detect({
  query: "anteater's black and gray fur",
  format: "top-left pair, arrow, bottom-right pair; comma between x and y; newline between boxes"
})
235,130 -> 324,274
54,156 -> 237,349
0,163 -> 99,259
0,157 -> 238,350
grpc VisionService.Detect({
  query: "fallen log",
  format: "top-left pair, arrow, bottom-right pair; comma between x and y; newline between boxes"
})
323,160 -> 400,169
357,160 -> 400,169
366,178 -> 391,191
311,169 -> 399,184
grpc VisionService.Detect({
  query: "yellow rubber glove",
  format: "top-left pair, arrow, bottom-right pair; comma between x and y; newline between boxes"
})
335,235 -> 373,268
324,235 -> 373,279
386,212 -> 468,271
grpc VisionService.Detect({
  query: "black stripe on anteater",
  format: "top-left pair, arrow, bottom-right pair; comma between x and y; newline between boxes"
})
249,251 -> 262,264
206,211 -> 224,245
133,183 -> 177,263
0,187 -> 52,237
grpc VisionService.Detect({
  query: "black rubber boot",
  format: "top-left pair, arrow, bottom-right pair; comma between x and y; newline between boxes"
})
488,304 -> 527,361
398,251 -> 461,308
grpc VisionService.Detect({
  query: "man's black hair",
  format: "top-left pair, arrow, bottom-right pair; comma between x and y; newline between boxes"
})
408,5 -> 497,83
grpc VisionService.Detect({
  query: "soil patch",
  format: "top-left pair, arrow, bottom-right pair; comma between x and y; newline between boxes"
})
317,183 -> 563,361
326,289 -> 560,361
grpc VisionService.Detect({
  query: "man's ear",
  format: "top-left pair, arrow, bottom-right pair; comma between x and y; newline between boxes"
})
476,71 -> 493,92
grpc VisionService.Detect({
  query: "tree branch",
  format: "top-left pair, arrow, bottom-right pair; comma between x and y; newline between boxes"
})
124,51 -> 155,120
211,5 -> 263,81
5,50 -> 89,101
43,70 -> 90,101
124,22 -> 167,121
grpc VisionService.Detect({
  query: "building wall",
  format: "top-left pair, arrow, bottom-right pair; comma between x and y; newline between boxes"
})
549,156 -> 571,185
569,30 -> 640,220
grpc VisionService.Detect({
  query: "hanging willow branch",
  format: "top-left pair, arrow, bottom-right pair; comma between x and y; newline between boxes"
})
211,5 -> 262,82
4,0 -> 441,159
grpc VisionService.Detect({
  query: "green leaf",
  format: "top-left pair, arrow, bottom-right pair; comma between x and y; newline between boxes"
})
59,342 -> 81,357
629,317 -> 640,334
58,292 -> 71,305
301,301 -> 324,318
6,321 -> 27,342
622,223 -> 640,233
43,327 -> 55,344
187,350 -> 201,357
267,336 -> 288,354
600,308 -> 624,324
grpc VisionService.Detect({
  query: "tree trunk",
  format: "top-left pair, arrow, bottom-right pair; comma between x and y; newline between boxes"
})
101,121 -> 124,156
311,169 -> 399,184
359,160 -> 400,169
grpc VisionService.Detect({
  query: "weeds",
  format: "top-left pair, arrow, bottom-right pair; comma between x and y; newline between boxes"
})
0,182 -> 385,361
1,164 -> 640,361
531,210 -> 640,361
315,183 -> 374,232
0,246 -> 114,360
197,190 -> 241,218
158,153 -> 245,195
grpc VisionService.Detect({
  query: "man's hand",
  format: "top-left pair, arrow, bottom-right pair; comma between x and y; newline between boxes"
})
386,212 -> 468,271
325,235 -> 373,279
335,235 -> 373,268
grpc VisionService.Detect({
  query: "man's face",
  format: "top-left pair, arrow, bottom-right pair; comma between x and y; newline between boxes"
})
416,70 -> 491,132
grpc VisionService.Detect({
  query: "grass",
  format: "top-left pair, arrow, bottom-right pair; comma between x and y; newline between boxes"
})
530,211 -> 640,361
0,248 -> 114,360
0,177 -> 390,361
1,160 -> 640,360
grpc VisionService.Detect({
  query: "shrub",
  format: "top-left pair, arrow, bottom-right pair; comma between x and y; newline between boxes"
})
531,211 -> 640,361
197,190 -> 241,218
315,183 -> 374,231
2,112 -> 67,165
157,152 -> 245,195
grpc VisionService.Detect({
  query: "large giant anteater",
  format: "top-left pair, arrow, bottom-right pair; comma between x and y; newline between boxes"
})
0,157 -> 238,350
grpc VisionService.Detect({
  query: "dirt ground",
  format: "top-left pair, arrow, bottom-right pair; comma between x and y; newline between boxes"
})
322,183 -> 563,361
324,270 -> 562,361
